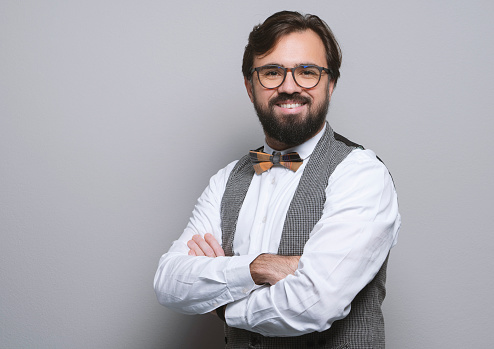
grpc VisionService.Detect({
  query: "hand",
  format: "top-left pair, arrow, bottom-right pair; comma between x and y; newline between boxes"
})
250,254 -> 301,285
187,233 -> 225,257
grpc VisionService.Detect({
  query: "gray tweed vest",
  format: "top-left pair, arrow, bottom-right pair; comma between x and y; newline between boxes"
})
220,124 -> 388,349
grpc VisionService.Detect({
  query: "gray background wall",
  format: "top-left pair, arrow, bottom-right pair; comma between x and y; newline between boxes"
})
1,0 -> 493,348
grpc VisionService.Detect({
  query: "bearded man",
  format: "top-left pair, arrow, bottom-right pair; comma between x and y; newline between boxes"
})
154,11 -> 401,349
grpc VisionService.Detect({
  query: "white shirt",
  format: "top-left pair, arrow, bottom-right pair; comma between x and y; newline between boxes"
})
154,125 -> 401,337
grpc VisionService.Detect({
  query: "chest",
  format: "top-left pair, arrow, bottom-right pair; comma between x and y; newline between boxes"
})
234,166 -> 306,255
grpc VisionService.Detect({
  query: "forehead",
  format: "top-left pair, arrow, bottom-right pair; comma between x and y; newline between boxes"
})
254,30 -> 326,67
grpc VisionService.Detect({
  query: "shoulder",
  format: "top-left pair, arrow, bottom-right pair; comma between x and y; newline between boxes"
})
329,148 -> 393,188
341,148 -> 386,168
194,159 -> 239,207
324,148 -> 398,219
208,160 -> 239,190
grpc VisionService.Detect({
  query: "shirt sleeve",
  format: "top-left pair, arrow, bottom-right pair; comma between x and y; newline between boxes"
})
225,149 -> 401,336
153,160 -> 259,315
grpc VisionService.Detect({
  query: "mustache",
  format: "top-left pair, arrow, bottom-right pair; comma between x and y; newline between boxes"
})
269,93 -> 311,107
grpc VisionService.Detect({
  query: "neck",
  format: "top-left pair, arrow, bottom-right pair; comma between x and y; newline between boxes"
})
265,137 -> 290,151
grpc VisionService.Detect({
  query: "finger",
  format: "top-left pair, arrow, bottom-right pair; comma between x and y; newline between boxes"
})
204,233 -> 225,257
192,234 -> 216,257
187,239 -> 205,256
187,240 -> 203,256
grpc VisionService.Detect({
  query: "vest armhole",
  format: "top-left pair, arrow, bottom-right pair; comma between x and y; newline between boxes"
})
333,132 -> 364,150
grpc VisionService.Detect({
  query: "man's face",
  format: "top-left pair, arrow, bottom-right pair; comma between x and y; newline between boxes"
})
245,29 -> 334,150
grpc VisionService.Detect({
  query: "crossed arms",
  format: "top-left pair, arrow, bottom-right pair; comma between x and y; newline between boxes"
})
188,233 -> 300,286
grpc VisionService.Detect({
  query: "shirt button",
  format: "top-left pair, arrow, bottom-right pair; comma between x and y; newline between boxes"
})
262,216 -> 267,223
271,177 -> 275,184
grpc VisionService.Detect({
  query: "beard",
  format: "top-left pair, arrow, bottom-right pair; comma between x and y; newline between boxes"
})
253,88 -> 330,149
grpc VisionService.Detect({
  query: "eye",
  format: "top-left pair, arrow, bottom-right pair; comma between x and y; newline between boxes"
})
297,67 -> 319,77
260,67 -> 284,79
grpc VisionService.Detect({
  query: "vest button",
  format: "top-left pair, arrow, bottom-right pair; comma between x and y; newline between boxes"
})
306,340 -> 315,347
318,338 -> 327,346
224,336 -> 228,344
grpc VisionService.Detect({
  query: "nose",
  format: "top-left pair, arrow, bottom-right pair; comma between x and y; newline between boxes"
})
277,69 -> 303,94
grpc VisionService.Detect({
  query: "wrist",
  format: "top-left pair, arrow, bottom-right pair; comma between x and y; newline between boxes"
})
250,253 -> 275,285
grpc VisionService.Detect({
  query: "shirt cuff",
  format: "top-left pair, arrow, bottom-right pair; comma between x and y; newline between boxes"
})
225,254 -> 259,300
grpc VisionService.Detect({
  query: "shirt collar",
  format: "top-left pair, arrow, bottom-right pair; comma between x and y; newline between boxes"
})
263,122 -> 327,161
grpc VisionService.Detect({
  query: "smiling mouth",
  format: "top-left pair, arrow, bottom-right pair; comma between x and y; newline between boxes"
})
270,93 -> 310,110
277,103 -> 305,109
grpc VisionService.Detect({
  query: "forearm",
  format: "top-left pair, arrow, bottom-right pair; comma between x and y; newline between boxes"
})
154,248 -> 258,314
249,253 -> 301,285
160,238 -> 300,316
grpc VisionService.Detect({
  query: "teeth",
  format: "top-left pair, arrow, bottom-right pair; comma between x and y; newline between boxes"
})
279,103 -> 303,109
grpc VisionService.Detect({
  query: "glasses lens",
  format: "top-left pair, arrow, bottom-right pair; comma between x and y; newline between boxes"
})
293,66 -> 321,88
257,66 -> 285,89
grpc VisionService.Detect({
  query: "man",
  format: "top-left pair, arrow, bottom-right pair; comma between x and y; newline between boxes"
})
154,11 -> 400,348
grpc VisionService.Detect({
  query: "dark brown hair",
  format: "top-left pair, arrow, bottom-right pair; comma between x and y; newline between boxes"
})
242,11 -> 342,85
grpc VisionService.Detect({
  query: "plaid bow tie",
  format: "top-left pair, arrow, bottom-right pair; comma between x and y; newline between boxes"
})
249,150 -> 303,175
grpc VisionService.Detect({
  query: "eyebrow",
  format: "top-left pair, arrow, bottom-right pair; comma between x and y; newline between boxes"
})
262,62 -> 319,67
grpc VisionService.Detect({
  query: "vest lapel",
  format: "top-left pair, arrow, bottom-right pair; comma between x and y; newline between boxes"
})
278,124 -> 354,255
220,153 -> 254,256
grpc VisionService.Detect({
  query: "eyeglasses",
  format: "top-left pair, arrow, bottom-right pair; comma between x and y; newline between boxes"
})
252,64 -> 331,89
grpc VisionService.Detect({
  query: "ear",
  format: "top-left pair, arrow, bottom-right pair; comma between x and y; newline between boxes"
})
244,77 -> 254,103
328,81 -> 335,99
